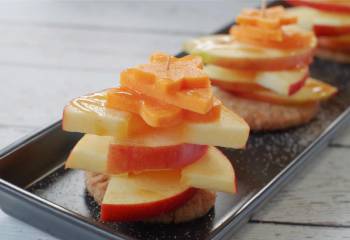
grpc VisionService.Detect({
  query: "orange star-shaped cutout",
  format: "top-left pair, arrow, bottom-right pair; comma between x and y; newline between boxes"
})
120,53 -> 214,114
127,52 -> 210,93
237,6 -> 297,29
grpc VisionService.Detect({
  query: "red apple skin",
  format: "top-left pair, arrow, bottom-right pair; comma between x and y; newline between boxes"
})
212,80 -> 266,93
314,25 -> 350,37
287,0 -> 350,14
288,74 -> 308,95
318,36 -> 350,51
318,46 -> 350,55
229,81 -> 337,106
213,48 -> 315,71
212,73 -> 308,97
107,144 -> 209,173
101,188 -> 197,221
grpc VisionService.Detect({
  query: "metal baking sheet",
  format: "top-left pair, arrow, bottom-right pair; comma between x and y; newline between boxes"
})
0,1 -> 350,239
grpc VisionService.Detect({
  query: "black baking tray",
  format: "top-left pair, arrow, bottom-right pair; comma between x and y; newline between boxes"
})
1,1 -> 350,240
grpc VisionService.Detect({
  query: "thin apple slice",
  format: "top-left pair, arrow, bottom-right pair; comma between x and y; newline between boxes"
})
181,147 -> 236,194
212,80 -> 266,93
63,91 -> 250,149
101,171 -> 196,221
316,47 -> 350,63
318,34 -> 350,51
184,34 -> 315,71
65,134 -> 110,173
66,135 -> 236,194
108,144 -> 208,173
256,68 -> 308,96
230,78 -> 337,105
205,65 -> 308,96
287,7 -> 350,36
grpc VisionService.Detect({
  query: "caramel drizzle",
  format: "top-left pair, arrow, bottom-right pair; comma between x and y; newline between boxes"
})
71,92 -> 106,113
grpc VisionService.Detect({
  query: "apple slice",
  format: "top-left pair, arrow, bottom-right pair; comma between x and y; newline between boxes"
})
66,135 -> 236,193
230,78 -> 337,105
65,134 -> 110,173
287,7 -> 350,36
287,0 -> 350,14
181,147 -> 236,194
212,81 -> 266,96
318,34 -> 350,51
63,91 -> 250,149
108,144 -> 208,173
184,34 -> 315,71
101,171 -> 196,221
316,47 -> 350,63
205,65 -> 308,96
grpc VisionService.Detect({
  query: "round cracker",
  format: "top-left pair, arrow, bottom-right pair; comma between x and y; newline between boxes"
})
316,48 -> 350,64
85,172 -> 216,223
213,87 -> 319,131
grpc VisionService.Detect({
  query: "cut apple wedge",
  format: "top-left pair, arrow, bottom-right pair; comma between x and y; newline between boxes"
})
66,135 -> 236,193
287,7 -> 350,36
184,34 -> 315,71
63,91 -> 249,149
65,134 -> 110,173
101,171 -> 196,221
181,147 -> 236,194
205,65 -> 308,96
229,78 -> 337,105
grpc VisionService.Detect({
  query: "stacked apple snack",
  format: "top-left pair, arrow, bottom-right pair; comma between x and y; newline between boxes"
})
62,53 -> 249,222
287,0 -> 350,62
185,6 -> 337,109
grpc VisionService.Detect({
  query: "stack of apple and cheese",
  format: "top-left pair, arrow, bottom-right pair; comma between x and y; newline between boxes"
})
62,53 -> 249,222
185,6 -> 337,131
287,0 -> 350,63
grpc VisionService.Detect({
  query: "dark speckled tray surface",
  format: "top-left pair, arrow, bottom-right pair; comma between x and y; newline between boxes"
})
0,1 -> 350,240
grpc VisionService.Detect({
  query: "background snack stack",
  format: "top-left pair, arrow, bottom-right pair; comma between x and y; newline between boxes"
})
184,6 -> 337,131
62,53 -> 250,223
287,0 -> 350,63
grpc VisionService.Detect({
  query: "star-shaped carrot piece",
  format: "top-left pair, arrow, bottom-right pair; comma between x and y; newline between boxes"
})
120,53 -> 214,114
125,52 -> 210,93
237,6 -> 297,30
231,6 -> 313,49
